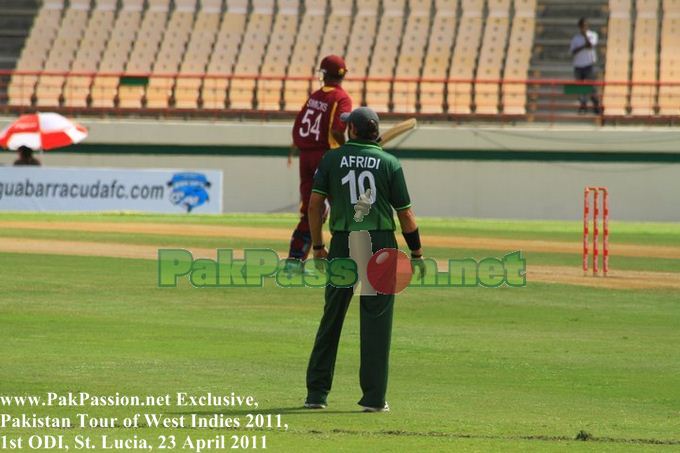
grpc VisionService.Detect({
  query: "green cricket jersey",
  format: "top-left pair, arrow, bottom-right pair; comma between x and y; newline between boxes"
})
312,139 -> 412,232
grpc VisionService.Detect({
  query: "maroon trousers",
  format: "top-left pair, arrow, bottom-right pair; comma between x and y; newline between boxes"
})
288,149 -> 326,261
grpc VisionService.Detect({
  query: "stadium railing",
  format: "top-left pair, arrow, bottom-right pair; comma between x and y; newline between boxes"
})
1,69 -> 678,125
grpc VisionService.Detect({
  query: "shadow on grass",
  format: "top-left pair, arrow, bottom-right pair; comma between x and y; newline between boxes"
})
174,406 -> 361,416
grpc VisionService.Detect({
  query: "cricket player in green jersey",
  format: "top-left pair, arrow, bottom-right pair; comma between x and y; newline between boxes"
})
304,107 -> 424,412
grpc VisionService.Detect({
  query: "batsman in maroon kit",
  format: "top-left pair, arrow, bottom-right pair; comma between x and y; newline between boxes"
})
288,55 -> 352,261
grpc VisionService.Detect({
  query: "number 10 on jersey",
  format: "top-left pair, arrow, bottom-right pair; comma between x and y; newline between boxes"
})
341,170 -> 377,204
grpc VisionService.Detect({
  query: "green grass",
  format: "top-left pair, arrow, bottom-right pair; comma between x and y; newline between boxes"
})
2,223 -> 680,273
2,211 -> 680,246
1,213 -> 679,451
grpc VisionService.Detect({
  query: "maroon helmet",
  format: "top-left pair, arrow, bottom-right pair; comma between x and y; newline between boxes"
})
319,55 -> 347,78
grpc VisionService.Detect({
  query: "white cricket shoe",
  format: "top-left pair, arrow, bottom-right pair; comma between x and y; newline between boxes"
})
303,402 -> 327,409
361,402 -> 390,413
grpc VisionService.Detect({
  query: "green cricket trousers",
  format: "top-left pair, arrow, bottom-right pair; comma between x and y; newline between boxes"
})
306,230 -> 397,408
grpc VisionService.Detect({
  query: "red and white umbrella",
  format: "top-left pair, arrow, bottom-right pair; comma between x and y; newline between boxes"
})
0,112 -> 88,151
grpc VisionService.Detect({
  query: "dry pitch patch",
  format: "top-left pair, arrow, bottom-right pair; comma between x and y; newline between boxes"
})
1,221 -> 679,290
1,220 -> 679,259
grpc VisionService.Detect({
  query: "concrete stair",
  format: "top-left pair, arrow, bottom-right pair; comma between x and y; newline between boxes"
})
0,0 -> 40,70
529,0 -> 609,120
0,0 -> 40,107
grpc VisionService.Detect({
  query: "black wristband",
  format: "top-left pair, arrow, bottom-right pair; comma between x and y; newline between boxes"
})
402,228 -> 421,251
411,253 -> 422,259
313,244 -> 325,251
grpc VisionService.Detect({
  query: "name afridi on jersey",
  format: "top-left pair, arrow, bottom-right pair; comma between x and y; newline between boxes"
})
311,111 -> 412,232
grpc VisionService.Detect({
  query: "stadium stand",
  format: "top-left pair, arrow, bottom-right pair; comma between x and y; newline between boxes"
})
474,0 -> 511,114
8,0 -> 64,106
144,0 -> 196,108
201,0 -> 248,109
34,0 -> 90,107
502,0 -> 536,114
5,0 -> 538,115
602,0 -> 632,116
304,0 -> 352,111
448,0 -> 484,114
316,0 -> 352,61
343,0 -> 380,106
63,0 -> 117,107
257,0 -> 300,110
630,0 -> 659,116
392,0 -> 432,113
90,0 -> 143,108
420,0 -> 458,114
284,0 -> 328,111
5,0 -> 680,122
528,0 -> 607,118
228,0 -> 275,109
659,0 -> 680,115
117,0 -> 171,108
365,0 -> 406,112
316,0 -> 352,64
174,0 -> 222,108
0,0 -> 39,72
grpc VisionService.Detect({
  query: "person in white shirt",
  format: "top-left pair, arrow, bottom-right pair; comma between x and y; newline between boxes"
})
569,18 -> 601,114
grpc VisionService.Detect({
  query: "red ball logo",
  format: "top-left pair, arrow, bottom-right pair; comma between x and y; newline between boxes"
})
366,248 -> 413,295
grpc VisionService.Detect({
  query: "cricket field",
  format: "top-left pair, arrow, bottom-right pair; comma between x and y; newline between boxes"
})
0,213 -> 679,452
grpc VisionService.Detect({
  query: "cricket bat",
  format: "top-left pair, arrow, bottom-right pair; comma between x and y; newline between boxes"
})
377,118 -> 417,146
